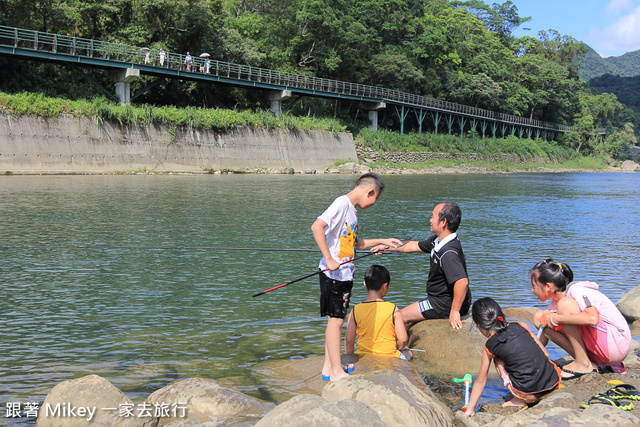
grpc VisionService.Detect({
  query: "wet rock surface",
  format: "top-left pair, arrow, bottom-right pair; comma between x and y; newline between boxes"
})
36,294 -> 640,426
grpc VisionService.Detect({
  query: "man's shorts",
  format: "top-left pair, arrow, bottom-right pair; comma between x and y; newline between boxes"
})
319,272 -> 353,319
418,298 -> 444,320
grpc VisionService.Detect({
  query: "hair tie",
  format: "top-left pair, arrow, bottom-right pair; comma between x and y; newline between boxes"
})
495,316 -> 505,323
557,263 -> 562,271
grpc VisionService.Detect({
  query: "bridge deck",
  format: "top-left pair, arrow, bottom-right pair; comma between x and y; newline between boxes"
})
0,25 -> 573,133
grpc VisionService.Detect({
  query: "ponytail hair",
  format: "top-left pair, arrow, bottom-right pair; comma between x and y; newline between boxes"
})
530,258 -> 574,292
471,297 -> 507,338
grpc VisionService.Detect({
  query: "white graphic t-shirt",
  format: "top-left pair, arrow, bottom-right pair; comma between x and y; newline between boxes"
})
317,195 -> 358,281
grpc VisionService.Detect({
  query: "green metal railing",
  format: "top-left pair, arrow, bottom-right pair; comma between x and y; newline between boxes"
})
0,25 -> 574,133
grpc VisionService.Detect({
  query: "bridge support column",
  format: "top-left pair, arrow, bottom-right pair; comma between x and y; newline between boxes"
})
431,112 -> 441,135
265,90 -> 292,117
108,68 -> 140,106
360,102 -> 386,131
414,109 -> 427,134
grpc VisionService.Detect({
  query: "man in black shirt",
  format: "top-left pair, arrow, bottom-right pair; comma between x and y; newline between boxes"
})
385,202 -> 471,329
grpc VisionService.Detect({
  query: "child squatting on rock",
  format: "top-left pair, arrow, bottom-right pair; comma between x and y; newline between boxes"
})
345,264 -> 412,360
464,297 -> 562,416
530,259 -> 631,378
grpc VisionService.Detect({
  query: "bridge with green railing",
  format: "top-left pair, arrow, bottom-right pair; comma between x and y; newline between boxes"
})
0,25 -> 575,140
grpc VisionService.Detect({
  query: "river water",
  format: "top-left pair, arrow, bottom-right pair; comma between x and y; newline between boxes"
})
1,172 -> 639,422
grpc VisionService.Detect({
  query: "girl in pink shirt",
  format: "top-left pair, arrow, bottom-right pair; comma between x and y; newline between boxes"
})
530,259 -> 631,379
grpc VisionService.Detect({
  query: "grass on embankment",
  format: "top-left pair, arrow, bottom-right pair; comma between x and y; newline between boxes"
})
0,91 -> 347,134
354,129 -> 610,171
0,91 -> 610,171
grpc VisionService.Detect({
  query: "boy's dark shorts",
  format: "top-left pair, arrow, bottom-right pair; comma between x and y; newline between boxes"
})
319,272 -> 353,319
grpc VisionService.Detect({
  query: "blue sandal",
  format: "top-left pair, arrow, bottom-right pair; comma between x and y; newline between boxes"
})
322,364 -> 354,381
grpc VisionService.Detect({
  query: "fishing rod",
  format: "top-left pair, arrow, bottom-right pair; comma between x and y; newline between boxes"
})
252,238 -> 411,298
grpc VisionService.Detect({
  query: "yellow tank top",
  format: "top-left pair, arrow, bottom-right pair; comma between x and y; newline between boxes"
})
353,300 -> 400,358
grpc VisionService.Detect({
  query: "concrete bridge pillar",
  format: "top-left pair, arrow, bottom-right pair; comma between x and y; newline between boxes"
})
359,102 -> 386,131
265,90 -> 292,117
108,68 -> 140,106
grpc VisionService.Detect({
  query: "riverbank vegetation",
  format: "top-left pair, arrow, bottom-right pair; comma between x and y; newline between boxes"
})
354,129 -> 610,171
0,89 -> 613,172
0,91 -> 347,133
0,0 -> 637,165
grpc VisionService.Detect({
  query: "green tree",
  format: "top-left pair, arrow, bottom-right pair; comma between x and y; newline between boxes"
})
452,0 -> 530,46
604,122 -> 637,160
448,72 -> 502,108
370,50 -> 425,92
574,115 -> 596,153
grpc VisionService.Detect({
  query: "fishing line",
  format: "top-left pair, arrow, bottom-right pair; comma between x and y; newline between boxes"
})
0,245 -> 321,252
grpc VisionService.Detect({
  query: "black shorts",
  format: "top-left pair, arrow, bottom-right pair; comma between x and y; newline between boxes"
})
319,272 -> 353,319
418,298 -> 445,320
419,294 -> 472,320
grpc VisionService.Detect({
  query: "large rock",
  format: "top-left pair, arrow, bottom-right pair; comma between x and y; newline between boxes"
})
251,353 -> 427,400
408,307 -> 538,377
323,370 -> 453,427
36,374 -> 155,427
255,394 -> 384,427
621,160 -> 639,172
616,284 -> 640,322
456,361 -> 640,427
144,377 -> 268,426
455,389 -> 640,426
622,338 -> 640,369
473,398 -> 640,426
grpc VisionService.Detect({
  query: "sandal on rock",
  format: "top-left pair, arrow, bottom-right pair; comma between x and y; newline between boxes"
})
603,384 -> 640,401
560,367 -> 597,380
342,363 -> 355,374
322,364 -> 354,381
598,362 -> 628,375
579,394 -> 634,411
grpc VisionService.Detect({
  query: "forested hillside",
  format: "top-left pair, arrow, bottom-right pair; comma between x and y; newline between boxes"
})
0,0 -> 637,159
579,45 -> 640,81
579,46 -> 619,81
588,74 -> 640,111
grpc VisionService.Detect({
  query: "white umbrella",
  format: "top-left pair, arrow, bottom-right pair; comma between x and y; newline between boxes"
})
199,53 -> 210,58
140,47 -> 150,51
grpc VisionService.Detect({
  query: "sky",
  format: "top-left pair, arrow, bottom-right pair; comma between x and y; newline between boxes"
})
509,0 -> 640,57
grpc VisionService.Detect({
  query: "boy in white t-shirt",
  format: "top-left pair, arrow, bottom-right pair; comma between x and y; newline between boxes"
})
311,173 -> 400,381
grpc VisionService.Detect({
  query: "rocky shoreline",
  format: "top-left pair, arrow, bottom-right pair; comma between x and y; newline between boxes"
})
3,146 -> 639,176
32,286 -> 640,426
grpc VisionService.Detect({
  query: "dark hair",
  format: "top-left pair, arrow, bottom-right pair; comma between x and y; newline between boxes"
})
472,297 -> 507,337
364,264 -> 390,291
355,173 -> 385,195
438,202 -> 462,232
530,258 -> 574,292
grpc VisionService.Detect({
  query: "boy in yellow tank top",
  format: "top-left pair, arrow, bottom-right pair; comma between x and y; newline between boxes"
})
345,265 -> 412,360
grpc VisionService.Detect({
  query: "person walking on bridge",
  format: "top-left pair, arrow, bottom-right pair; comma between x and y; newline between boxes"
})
184,52 -> 193,71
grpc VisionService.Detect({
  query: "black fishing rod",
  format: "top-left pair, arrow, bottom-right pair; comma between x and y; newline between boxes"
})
252,238 -> 411,298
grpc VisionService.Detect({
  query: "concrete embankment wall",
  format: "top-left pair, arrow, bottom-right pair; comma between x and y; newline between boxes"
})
0,113 -> 357,173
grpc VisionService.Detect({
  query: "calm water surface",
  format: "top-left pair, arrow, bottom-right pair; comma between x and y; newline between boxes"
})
1,173 -> 639,421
